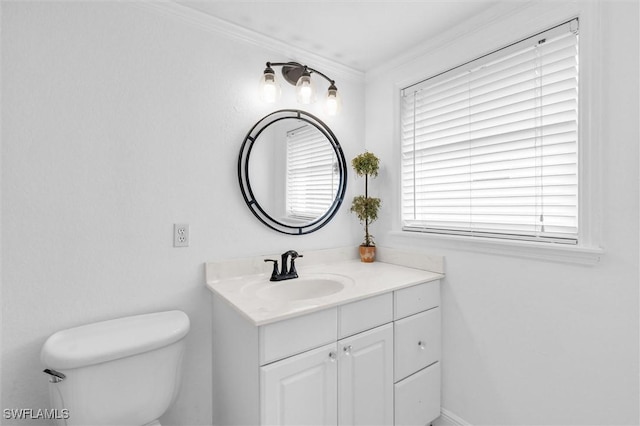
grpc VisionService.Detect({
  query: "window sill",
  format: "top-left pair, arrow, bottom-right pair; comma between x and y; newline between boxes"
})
388,230 -> 603,265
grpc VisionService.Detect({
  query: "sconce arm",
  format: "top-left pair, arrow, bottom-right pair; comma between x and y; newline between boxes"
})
266,61 -> 336,86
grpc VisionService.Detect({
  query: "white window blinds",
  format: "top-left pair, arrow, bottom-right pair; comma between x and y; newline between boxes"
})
401,19 -> 579,244
286,125 -> 338,220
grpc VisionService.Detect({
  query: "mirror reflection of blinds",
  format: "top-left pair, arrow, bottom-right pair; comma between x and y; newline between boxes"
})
401,19 -> 579,244
286,125 -> 338,220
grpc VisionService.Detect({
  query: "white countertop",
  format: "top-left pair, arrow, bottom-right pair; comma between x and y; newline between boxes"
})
206,258 -> 443,326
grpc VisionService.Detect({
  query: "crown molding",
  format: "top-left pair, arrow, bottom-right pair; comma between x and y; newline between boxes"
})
124,0 -> 364,83
365,0 -> 536,84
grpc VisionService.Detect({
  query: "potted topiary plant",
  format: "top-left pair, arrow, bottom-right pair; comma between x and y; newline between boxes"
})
350,151 -> 381,262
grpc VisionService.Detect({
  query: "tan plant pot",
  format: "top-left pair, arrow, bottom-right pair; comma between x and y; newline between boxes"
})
359,245 -> 376,263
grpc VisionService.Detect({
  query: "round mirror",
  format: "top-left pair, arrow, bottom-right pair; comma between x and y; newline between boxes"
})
238,110 -> 347,235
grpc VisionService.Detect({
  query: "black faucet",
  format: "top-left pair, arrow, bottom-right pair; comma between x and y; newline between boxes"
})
264,250 -> 304,281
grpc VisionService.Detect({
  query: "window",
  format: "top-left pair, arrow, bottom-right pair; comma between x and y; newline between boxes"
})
401,19 -> 579,244
286,124 -> 339,220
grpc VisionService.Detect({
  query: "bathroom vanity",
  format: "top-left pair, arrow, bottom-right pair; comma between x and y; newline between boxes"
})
206,248 -> 443,426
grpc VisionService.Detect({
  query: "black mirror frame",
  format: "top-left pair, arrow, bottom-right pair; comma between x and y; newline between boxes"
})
238,109 -> 347,235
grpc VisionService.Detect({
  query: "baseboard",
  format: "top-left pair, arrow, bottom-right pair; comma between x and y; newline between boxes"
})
433,408 -> 472,426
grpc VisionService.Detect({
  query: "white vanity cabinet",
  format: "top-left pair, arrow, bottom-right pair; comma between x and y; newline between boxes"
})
393,283 -> 442,426
261,323 -> 394,426
211,279 -> 440,426
259,293 -> 395,426
261,342 -> 338,425
338,323 -> 394,425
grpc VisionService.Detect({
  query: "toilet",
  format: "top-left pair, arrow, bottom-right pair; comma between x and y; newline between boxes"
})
41,310 -> 190,426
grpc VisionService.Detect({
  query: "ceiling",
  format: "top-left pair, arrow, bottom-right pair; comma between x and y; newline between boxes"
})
175,1 -> 502,73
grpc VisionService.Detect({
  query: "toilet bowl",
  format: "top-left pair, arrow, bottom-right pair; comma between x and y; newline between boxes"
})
41,310 -> 190,426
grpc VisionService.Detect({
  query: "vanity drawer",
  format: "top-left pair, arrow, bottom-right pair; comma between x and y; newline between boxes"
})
338,293 -> 393,339
394,362 -> 441,426
394,307 -> 440,382
394,281 -> 440,320
259,308 -> 337,365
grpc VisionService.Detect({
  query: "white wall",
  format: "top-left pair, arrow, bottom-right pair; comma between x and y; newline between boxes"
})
1,2 -> 364,424
365,1 -> 639,425
4,1 -> 638,425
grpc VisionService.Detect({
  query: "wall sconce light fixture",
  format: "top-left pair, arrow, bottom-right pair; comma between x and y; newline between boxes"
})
259,61 -> 342,116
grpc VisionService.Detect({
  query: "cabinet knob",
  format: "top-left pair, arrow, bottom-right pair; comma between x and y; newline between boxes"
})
418,341 -> 425,350
329,352 -> 337,361
343,345 -> 352,356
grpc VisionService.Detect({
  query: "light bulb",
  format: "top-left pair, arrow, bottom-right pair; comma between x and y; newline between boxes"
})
262,80 -> 278,103
259,64 -> 281,103
326,83 -> 341,116
296,68 -> 315,104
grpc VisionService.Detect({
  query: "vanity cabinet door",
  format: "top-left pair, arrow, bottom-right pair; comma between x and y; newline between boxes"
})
260,342 -> 338,426
338,323 -> 393,426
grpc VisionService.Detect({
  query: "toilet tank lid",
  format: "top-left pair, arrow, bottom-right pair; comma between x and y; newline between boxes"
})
41,310 -> 190,370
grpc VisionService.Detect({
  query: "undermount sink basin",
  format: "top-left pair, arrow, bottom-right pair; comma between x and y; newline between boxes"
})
242,274 -> 353,302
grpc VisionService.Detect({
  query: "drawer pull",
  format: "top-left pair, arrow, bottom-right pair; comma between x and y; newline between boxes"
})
418,341 -> 425,350
329,351 -> 337,361
343,345 -> 352,356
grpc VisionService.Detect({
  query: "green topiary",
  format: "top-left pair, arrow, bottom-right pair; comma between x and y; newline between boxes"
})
350,152 -> 381,247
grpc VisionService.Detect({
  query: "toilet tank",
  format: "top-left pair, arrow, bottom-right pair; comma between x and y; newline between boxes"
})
41,310 -> 190,426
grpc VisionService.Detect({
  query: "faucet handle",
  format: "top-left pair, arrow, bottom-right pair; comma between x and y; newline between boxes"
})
264,259 -> 279,281
289,254 -> 303,278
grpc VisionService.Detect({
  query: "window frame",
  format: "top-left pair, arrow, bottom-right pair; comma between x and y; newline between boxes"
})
393,8 -> 603,264
400,19 -> 580,244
